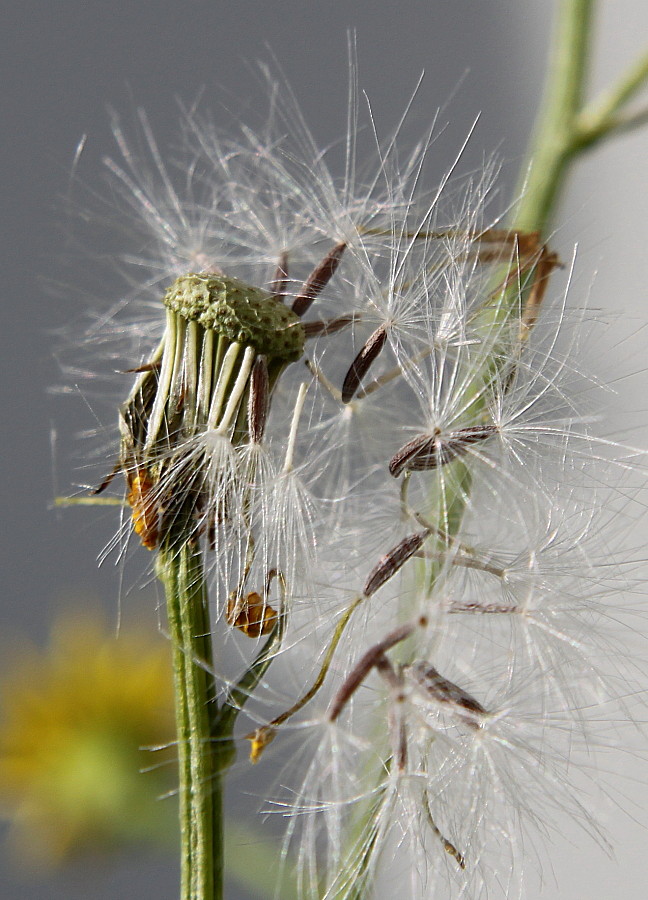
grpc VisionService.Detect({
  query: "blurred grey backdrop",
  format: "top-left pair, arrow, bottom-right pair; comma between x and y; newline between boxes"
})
2,1 -> 647,898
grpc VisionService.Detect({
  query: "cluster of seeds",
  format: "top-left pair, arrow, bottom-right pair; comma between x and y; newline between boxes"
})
75,94 -> 640,899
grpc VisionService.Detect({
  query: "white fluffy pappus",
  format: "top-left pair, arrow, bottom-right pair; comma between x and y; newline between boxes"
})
62,62 -> 647,900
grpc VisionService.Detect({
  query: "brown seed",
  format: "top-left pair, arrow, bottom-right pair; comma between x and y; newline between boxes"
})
363,529 -> 430,597
389,425 -> 497,477
341,325 -> 388,403
248,355 -> 269,443
291,241 -> 347,317
328,621 -> 415,721
303,314 -> 357,338
407,661 -> 486,727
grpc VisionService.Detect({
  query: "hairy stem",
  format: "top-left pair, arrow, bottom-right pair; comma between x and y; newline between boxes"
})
157,541 -> 228,900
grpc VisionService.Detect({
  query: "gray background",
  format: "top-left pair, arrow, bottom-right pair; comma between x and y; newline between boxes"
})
2,1 -> 648,898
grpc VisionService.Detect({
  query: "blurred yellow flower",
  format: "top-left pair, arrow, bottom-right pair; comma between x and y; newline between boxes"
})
0,612 -> 177,868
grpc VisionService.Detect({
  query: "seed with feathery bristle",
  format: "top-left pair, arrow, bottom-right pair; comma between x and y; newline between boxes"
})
248,355 -> 269,444
389,425 -> 497,477
407,661 -> 487,727
341,325 -> 388,403
363,529 -> 431,597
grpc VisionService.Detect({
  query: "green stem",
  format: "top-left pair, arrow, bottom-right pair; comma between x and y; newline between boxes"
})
157,540 -> 228,900
513,0 -> 594,235
575,51 -> 648,148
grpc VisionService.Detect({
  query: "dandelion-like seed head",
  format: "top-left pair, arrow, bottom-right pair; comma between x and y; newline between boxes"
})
65,64 -> 645,900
